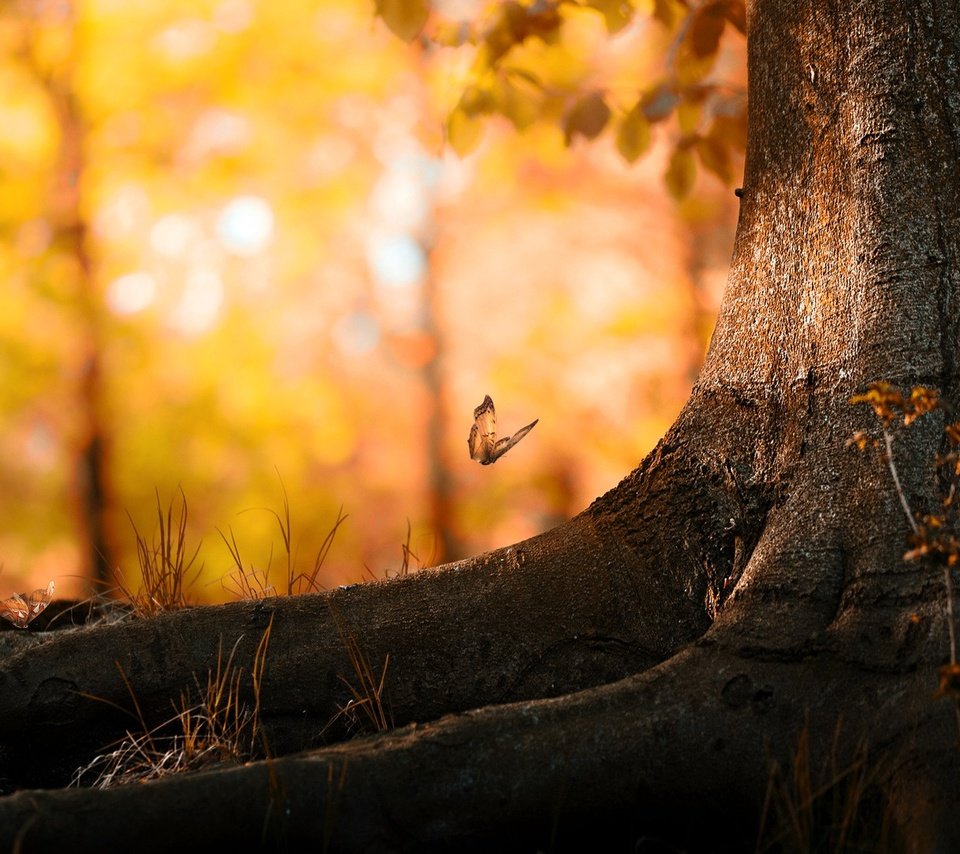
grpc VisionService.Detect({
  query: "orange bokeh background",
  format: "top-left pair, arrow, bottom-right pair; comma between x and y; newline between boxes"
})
0,0 -> 743,602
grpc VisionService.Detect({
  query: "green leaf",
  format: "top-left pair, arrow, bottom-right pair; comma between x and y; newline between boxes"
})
563,91 -> 611,145
665,147 -> 696,199
374,0 -> 429,43
616,107 -> 651,163
585,0 -> 635,34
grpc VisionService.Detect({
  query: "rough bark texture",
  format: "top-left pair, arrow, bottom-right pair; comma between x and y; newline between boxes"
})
3,0 -> 960,850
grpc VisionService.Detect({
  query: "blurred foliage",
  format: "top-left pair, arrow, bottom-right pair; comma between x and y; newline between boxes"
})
0,0 -> 743,603
417,0 -> 747,199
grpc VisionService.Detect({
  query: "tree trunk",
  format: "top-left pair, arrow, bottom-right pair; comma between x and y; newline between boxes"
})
3,0 -> 960,850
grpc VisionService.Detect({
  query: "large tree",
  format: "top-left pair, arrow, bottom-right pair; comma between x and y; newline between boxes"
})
2,0 -> 960,849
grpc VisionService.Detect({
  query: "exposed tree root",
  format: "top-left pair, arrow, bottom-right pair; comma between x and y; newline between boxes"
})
0,634 -> 954,852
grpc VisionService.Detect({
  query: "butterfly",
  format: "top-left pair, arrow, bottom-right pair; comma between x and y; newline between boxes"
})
468,395 -> 538,465
0,580 -> 54,629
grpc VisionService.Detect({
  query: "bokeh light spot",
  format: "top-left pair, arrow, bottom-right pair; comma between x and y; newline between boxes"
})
106,272 -> 157,315
216,195 -> 275,256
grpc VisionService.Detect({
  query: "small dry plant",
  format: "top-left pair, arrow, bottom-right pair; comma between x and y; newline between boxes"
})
116,487 -> 202,617
850,382 -> 960,733
361,519 -> 424,582
322,602 -> 392,737
219,478 -> 347,599
757,723 -> 889,853
73,617 -> 273,788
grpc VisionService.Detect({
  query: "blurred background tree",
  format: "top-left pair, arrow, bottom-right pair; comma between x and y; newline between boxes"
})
0,0 -> 743,602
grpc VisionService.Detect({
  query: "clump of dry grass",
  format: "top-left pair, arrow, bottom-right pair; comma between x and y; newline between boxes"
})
73,618 -> 273,788
219,477 -> 347,599
115,487 -> 201,617
323,602 -> 392,737
361,519 -> 423,582
757,723 -> 890,853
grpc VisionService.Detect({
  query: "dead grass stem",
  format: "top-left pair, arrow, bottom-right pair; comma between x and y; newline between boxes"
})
73,617 -> 273,788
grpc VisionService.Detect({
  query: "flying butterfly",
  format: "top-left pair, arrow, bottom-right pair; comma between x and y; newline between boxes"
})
468,395 -> 538,465
0,580 -> 54,629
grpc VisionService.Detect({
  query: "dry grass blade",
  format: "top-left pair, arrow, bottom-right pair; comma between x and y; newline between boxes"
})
361,519 -> 423,582
219,474 -> 347,599
323,602 -> 392,736
218,525 -> 276,599
757,722 -> 890,853
285,503 -> 347,596
73,618 -> 274,788
263,472 -> 328,596
117,487 -> 201,617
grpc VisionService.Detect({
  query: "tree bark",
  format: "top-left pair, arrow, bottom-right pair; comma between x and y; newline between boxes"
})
3,0 -> 960,850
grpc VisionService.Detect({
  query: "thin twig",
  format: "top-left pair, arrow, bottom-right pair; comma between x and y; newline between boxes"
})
882,428 -> 919,535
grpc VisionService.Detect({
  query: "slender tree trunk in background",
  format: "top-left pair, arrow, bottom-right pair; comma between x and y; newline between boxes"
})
421,252 -> 460,565
2,0 -> 960,850
44,9 -> 115,587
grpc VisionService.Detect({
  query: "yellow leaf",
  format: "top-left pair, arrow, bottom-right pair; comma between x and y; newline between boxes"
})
677,98 -> 700,135
585,0 -> 636,34
375,0 -> 429,43
445,105 -> 484,157
493,73 -> 541,130
651,0 -> 682,28
462,83 -> 493,116
616,107 -> 651,163
665,147 -> 696,199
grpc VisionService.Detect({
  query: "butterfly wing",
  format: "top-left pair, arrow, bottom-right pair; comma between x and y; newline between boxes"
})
489,418 -> 539,463
0,593 -> 30,628
469,395 -> 498,464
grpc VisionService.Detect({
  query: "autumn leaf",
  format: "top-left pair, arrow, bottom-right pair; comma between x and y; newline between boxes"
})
375,0 -> 429,43
697,132 -> 731,182
492,73 -> 541,130
665,146 -> 696,199
721,0 -> 746,34
563,91 -> 611,145
585,0 -> 635,34
641,83 -> 678,123
676,97 -> 701,135
710,113 -> 748,152
616,106 -> 651,163
903,386 -> 939,425
936,662 -> 960,700
446,105 -> 484,157
687,2 -> 726,59
652,0 -> 682,28
482,1 -> 563,64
